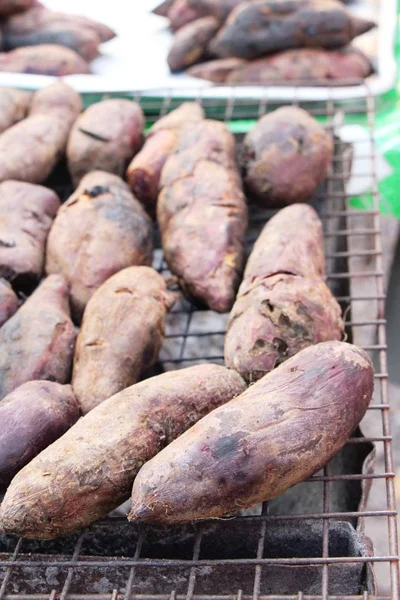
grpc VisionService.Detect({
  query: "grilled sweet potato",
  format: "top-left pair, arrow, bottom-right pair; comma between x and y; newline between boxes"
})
168,16 -> 219,72
127,102 -> 204,212
187,0 -> 246,21
0,181 -> 60,288
187,57 -> 246,82
0,44 -> 90,75
0,274 -> 77,400
0,381 -> 79,492
46,171 -> 153,321
167,0 -> 204,30
158,119 -> 248,312
129,341 -> 373,524
0,87 -> 31,134
0,364 -> 246,539
210,0 -> 375,59
153,0 -> 175,17
0,0 -> 36,17
72,267 -> 176,414
242,106 -> 333,206
0,278 -> 18,326
67,99 -> 145,186
0,81 -> 81,184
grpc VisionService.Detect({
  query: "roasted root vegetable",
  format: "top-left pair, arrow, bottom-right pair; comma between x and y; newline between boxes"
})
0,381 -> 79,492
187,57 -> 246,82
0,44 -> 90,76
168,16 -> 219,72
210,0 -> 375,59
67,99 -> 144,186
158,119 -> 248,312
0,278 -> 18,326
0,274 -> 77,400
127,102 -> 204,212
46,171 -> 153,321
167,0 -> 204,30
0,181 -> 60,288
0,87 -> 31,134
0,0 -> 36,16
72,267 -> 176,414
187,0 -> 247,22
0,364 -> 246,539
153,0 -> 175,17
242,106 -> 333,206
129,341 -> 373,524
0,81 -> 82,185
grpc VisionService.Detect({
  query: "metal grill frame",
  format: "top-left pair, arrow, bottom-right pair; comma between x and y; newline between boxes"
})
0,84 -> 399,600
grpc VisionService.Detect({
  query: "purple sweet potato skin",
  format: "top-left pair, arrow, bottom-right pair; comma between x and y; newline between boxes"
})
0,278 -> 18,326
187,0 -> 247,22
129,341 -> 373,524
0,88 -> 32,134
153,0 -> 174,17
168,16 -> 219,72
0,364 -> 246,539
67,99 -> 144,186
158,119 -> 248,313
187,57 -> 246,82
45,171 -> 153,321
72,267 -> 176,414
0,274 -> 77,400
167,0 -> 204,30
0,180 -> 60,288
0,381 -> 79,492
0,0 -> 36,17
0,44 -> 90,75
242,106 -> 334,206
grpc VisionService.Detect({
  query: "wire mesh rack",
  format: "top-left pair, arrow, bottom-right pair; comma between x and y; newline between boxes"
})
0,85 -> 399,600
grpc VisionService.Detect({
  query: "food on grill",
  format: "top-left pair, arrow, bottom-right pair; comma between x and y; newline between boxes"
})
72,267 -> 176,414
0,0 -> 36,16
0,274 -> 77,400
67,99 -> 145,186
0,44 -> 90,75
210,0 -> 375,59
153,0 -> 175,17
0,364 -> 246,539
0,278 -> 18,326
167,0 -> 204,30
0,381 -> 79,492
242,106 -> 333,206
168,16 -> 219,72
0,181 -> 60,289
187,57 -> 246,82
127,102 -> 204,212
158,119 -> 248,312
0,87 -> 31,134
129,341 -> 373,524
46,171 -> 153,321
0,81 -> 81,185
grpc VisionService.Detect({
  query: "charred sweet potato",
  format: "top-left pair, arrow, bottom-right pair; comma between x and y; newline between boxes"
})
0,81 -> 82,184
225,204 -> 343,382
127,102 -> 204,212
0,274 -> 77,400
0,44 -> 90,75
226,47 -> 372,84
168,16 -> 219,72
129,341 -> 373,524
158,119 -> 248,312
46,171 -> 153,321
0,381 -> 79,492
0,278 -> 18,326
0,364 -> 246,539
187,0 -> 246,22
0,87 -> 31,134
72,267 -> 176,414
0,181 -> 60,288
0,0 -> 36,17
67,99 -> 144,186
187,57 -> 246,82
210,0 -> 375,59
167,0 -> 204,30
242,106 -> 333,206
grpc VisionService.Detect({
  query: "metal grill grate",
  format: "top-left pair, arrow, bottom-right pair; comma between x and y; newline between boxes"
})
0,85 -> 398,600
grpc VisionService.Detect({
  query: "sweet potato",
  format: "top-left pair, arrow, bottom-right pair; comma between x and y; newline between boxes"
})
168,16 -> 219,72
0,81 -> 82,184
129,341 -> 373,524
0,278 -> 18,326
187,57 -> 245,82
0,364 -> 246,539
0,44 -> 90,75
0,381 -> 79,492
72,267 -> 176,414
225,204 -> 343,382
0,181 -> 60,288
158,119 -> 248,312
0,0 -> 36,17
153,0 -> 175,17
242,106 -> 333,206
0,87 -> 31,134
167,0 -> 204,30
210,0 -> 375,59
46,171 -> 153,321
187,0 -> 247,22
226,47 -> 372,84
67,99 -> 144,187
127,102 -> 204,211
0,274 -> 77,400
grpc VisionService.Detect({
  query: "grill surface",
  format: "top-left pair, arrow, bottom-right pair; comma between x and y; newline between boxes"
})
0,86 -> 398,600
